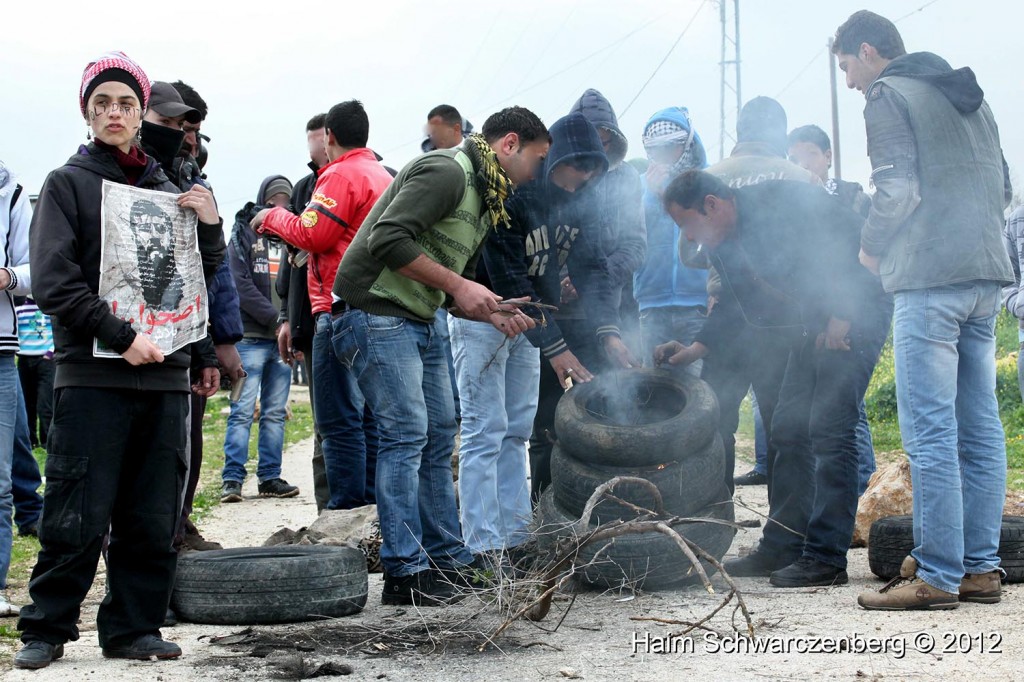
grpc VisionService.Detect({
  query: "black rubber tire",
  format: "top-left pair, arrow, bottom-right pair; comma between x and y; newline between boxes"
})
867,515 -> 1024,583
172,546 -> 368,624
536,487 -> 736,591
554,369 -> 719,468
549,436 -> 726,525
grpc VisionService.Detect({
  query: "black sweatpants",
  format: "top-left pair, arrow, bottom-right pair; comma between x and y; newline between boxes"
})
17,355 -> 55,448
18,387 -> 188,648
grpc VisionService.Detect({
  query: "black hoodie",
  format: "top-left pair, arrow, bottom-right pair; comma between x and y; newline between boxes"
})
29,143 -> 226,392
877,52 -> 984,113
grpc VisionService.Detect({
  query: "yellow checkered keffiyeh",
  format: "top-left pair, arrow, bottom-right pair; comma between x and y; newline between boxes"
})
464,133 -> 513,230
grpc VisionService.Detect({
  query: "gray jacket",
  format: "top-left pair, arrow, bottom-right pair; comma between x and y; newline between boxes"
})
862,52 -> 1012,292
1002,205 -> 1024,328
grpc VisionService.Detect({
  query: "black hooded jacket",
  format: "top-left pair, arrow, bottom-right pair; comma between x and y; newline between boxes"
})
29,143 -> 226,392
568,89 -> 646,301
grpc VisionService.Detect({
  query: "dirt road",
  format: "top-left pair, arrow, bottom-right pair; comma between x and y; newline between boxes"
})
4,436 -> 1020,681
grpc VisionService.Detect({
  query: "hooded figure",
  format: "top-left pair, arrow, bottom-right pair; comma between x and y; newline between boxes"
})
230,174 -> 292,339
632,107 -> 709,370
568,89 -> 646,321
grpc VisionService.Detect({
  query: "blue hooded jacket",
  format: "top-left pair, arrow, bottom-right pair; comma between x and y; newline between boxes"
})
633,107 -> 709,311
485,113 -> 619,359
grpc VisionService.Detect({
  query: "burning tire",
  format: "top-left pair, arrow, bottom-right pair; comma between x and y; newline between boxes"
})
867,515 -> 1024,583
536,487 -> 735,590
172,546 -> 368,624
549,435 -> 726,525
554,369 -> 718,468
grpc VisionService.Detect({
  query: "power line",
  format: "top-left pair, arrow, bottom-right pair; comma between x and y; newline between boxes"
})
619,0 -> 711,118
895,0 -> 942,23
380,10 -> 674,155
774,46 -> 826,99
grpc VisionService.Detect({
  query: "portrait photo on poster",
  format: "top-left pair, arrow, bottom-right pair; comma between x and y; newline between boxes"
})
95,180 -> 209,358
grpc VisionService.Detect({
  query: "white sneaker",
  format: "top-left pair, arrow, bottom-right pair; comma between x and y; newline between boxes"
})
0,591 -> 21,617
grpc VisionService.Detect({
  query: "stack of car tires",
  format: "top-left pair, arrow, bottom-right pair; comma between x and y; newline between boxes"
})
537,369 -> 736,590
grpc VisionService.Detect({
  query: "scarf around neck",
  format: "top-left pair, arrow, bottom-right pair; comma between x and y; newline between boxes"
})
464,133 -> 513,230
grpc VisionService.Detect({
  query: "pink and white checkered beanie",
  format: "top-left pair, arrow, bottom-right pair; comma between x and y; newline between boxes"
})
79,51 -> 151,118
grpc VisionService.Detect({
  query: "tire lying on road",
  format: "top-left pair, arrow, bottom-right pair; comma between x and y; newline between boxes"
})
867,515 -> 1024,583
172,546 -> 368,624
549,436 -> 726,525
536,487 -> 736,591
554,369 -> 719,468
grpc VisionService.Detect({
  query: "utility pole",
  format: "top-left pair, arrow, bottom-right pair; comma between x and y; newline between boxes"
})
827,36 -> 842,179
719,0 -> 741,161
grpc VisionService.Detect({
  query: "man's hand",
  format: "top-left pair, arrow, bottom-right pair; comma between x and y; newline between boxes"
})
250,208 -> 272,232
277,321 -> 294,366
603,336 -> 641,369
817,316 -> 852,351
177,184 -> 219,225
653,340 -> 708,368
645,163 -> 670,197
215,343 -> 245,382
549,350 -> 593,389
192,366 -> 220,397
0,269 -> 10,290
122,335 -> 165,366
560,276 -> 579,304
859,248 -> 880,275
707,295 -> 718,315
450,279 -> 504,321
488,307 -> 536,338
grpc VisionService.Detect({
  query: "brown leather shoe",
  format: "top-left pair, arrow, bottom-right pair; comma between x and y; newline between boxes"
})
959,570 -> 1002,603
857,556 -> 958,611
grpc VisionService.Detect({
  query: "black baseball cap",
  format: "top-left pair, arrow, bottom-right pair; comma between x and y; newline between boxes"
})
149,81 -> 202,124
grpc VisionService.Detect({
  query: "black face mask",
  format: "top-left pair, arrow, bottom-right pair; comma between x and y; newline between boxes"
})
141,120 -> 186,169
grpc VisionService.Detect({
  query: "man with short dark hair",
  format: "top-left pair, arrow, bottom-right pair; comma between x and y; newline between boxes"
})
253,100 -> 392,513
832,10 -> 1013,610
333,106 -> 548,606
423,104 -> 473,153
169,81 -> 208,160
656,169 -> 892,589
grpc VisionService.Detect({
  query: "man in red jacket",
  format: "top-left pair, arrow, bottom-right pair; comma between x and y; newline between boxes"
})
252,100 -> 392,510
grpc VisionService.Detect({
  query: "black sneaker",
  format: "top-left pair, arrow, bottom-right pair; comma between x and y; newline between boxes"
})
163,607 -> 178,627
770,557 -> 849,588
723,549 -> 798,577
734,469 -> 768,486
102,634 -> 182,660
221,480 -> 243,503
18,523 -> 39,538
257,478 -> 300,498
381,570 -> 463,607
14,641 -> 64,670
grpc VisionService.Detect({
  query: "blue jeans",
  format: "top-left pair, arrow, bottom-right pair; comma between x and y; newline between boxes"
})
639,305 -> 706,376
449,317 -> 539,553
222,338 -> 292,483
755,396 -> 876,492
12,377 -> 43,533
333,309 -> 472,576
0,355 -> 17,588
763,300 -> 892,569
313,313 -> 377,509
894,282 -> 1006,593
434,309 -> 460,420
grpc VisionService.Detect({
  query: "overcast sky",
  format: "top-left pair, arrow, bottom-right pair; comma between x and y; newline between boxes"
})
4,0 -> 1022,216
